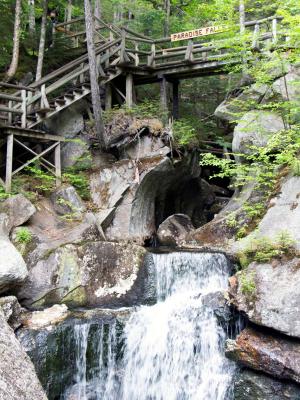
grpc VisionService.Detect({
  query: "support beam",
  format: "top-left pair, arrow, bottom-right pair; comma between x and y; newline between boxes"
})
160,75 -> 168,118
126,73 -> 134,108
172,80 -> 179,120
54,142 -> 61,186
5,134 -> 13,193
105,83 -> 112,110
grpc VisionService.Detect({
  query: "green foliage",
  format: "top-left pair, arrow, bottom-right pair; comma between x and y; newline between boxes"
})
62,172 -> 90,200
239,271 -> 256,296
26,165 -> 56,194
15,227 -> 32,244
172,119 -> 198,147
238,231 -> 296,267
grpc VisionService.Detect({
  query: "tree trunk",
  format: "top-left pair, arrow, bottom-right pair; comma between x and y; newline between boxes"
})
84,0 -> 106,148
66,0 -> 72,22
28,0 -> 35,35
5,0 -> 22,81
35,0 -> 48,81
164,0 -> 170,37
239,0 -> 245,34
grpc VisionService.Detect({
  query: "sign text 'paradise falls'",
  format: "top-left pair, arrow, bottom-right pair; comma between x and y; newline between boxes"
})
171,26 -> 224,42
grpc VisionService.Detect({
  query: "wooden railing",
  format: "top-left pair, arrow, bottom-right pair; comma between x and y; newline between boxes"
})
0,15 -> 294,130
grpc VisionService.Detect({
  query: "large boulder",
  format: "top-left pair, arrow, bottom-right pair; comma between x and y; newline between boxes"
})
157,214 -> 194,246
229,258 -> 300,338
214,83 -> 269,123
226,328 -> 300,384
0,237 -> 28,294
50,185 -> 86,220
272,72 -> 300,102
0,310 -> 47,400
17,241 -> 147,309
0,194 -> 36,232
233,369 -> 300,400
232,111 -> 285,156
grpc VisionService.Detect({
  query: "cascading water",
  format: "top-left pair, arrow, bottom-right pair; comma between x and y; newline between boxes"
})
63,252 -> 235,400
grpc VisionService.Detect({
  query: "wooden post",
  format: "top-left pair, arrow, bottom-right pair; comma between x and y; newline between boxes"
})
105,82 -> 112,110
172,80 -> 179,120
252,23 -> 260,49
8,101 -> 12,125
5,134 -> 13,193
21,89 -> 27,128
160,75 -> 168,115
54,142 -> 61,186
126,73 -> 134,108
272,18 -> 277,44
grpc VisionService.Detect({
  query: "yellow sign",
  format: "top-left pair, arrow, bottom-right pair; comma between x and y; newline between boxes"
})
171,26 -> 224,42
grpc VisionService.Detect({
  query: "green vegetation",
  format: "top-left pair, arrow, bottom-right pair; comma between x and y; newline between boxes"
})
15,227 -> 32,244
238,231 -> 296,268
239,271 -> 256,296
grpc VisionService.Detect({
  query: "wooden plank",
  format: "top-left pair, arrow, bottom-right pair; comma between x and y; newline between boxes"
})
0,106 -> 23,115
12,141 -> 58,176
14,138 -> 55,169
21,90 -> 27,128
0,93 -> 22,102
56,17 -> 85,28
55,142 -> 61,186
126,74 -> 134,108
160,75 -> 168,113
0,127 -> 65,142
5,134 -> 13,192
184,40 -> 194,62
105,83 -> 112,110
0,82 -> 35,92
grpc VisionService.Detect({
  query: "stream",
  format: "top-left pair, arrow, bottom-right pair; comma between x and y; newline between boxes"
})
62,252 -> 236,400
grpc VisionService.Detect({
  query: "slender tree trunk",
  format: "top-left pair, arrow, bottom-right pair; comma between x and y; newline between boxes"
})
5,0 -> 22,81
164,0 -> 170,37
239,0 -> 245,34
28,0 -> 35,35
36,0 -> 48,81
84,0 -> 106,148
67,0 -> 72,22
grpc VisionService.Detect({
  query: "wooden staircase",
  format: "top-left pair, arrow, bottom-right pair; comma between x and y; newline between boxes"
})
0,14 -> 293,131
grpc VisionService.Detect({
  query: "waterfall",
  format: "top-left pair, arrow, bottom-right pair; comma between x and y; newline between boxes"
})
64,252 -> 235,400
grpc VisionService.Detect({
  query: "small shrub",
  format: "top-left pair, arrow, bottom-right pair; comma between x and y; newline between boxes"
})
238,231 -> 296,267
239,271 -> 256,296
62,172 -> 90,200
15,227 -> 32,244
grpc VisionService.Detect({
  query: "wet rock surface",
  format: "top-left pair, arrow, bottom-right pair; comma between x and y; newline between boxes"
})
229,258 -> 300,338
0,310 -> 47,400
233,369 -> 300,400
17,241 -> 148,309
157,214 -> 195,246
226,328 -> 300,383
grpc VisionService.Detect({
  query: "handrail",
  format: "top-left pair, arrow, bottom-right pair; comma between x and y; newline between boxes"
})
0,82 -> 36,92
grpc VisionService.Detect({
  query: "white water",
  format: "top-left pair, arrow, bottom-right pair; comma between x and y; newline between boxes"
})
65,252 -> 235,400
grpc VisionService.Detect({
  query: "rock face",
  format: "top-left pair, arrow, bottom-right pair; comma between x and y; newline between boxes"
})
0,194 -> 36,232
252,176 -> 300,250
17,241 -> 147,309
229,258 -> 300,338
50,185 -> 86,219
233,369 -> 300,400
232,111 -> 285,156
226,328 -> 300,383
0,310 -> 47,400
0,237 -> 28,294
90,153 -> 213,244
0,296 -> 23,329
157,214 -> 194,246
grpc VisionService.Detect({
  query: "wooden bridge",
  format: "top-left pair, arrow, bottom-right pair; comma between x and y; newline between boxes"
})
0,15 -> 293,191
